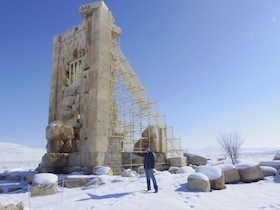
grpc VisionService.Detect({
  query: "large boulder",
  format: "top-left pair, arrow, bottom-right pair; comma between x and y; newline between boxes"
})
216,164 -> 240,184
260,166 -> 277,177
184,153 -> 207,166
235,163 -> 264,183
259,160 -> 280,170
195,166 -> 225,190
41,153 -> 69,169
31,173 -> 58,197
46,120 -> 74,141
187,173 -> 211,192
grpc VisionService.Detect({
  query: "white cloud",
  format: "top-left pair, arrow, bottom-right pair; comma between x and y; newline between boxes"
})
272,17 -> 277,22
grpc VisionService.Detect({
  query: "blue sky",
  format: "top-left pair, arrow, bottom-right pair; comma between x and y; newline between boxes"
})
0,0 -> 279,149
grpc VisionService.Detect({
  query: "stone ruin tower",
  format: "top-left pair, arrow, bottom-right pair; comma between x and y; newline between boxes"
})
40,1 -> 184,174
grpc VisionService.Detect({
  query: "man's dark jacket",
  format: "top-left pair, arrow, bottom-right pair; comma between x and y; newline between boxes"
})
137,152 -> 156,169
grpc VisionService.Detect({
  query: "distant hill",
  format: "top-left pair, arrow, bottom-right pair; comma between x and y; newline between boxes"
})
0,141 -> 46,172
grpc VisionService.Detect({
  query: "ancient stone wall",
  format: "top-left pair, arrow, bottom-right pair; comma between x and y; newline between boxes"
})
41,1 -> 122,174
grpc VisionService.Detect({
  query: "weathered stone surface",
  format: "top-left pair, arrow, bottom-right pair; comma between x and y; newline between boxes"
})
236,164 -> 264,183
46,121 -> 74,141
60,140 -> 72,153
63,177 -> 92,188
47,139 -> 64,153
139,126 -> 167,153
31,183 -> 58,197
61,96 -> 76,107
184,153 -> 207,166
16,201 -> 24,210
63,83 -> 78,97
216,164 -> 240,184
196,166 -> 225,190
187,173 -> 211,192
260,166 -> 277,177
168,157 -> 187,167
41,153 -> 69,168
4,203 -> 17,210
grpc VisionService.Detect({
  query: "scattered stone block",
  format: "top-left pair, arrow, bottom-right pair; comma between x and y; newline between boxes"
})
216,164 -> 240,184
196,166 -> 225,190
236,163 -> 264,183
31,183 -> 58,197
168,157 -> 187,167
184,153 -> 207,166
187,173 -> 211,192
63,177 -> 92,188
31,173 -> 58,197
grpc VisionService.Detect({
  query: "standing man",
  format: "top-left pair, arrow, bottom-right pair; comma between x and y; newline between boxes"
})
136,145 -> 158,193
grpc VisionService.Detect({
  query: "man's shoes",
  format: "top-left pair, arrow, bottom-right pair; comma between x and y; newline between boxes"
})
154,189 -> 158,193
146,189 -> 151,192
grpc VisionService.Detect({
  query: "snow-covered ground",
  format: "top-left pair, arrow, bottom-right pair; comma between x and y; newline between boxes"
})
0,142 -> 280,210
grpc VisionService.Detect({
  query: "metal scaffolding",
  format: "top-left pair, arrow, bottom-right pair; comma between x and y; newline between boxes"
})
110,41 -> 184,161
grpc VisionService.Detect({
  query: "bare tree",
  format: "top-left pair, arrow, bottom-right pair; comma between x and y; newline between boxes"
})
217,132 -> 245,165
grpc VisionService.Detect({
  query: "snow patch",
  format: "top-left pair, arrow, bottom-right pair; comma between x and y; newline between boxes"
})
96,167 -> 110,175
260,166 -> 277,173
189,173 -> 209,181
195,166 -> 222,180
259,161 -> 280,167
216,164 -> 236,171
34,173 -> 58,185
235,162 -> 258,169
177,166 -> 195,174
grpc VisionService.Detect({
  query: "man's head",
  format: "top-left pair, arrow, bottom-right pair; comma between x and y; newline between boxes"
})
144,145 -> 150,152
